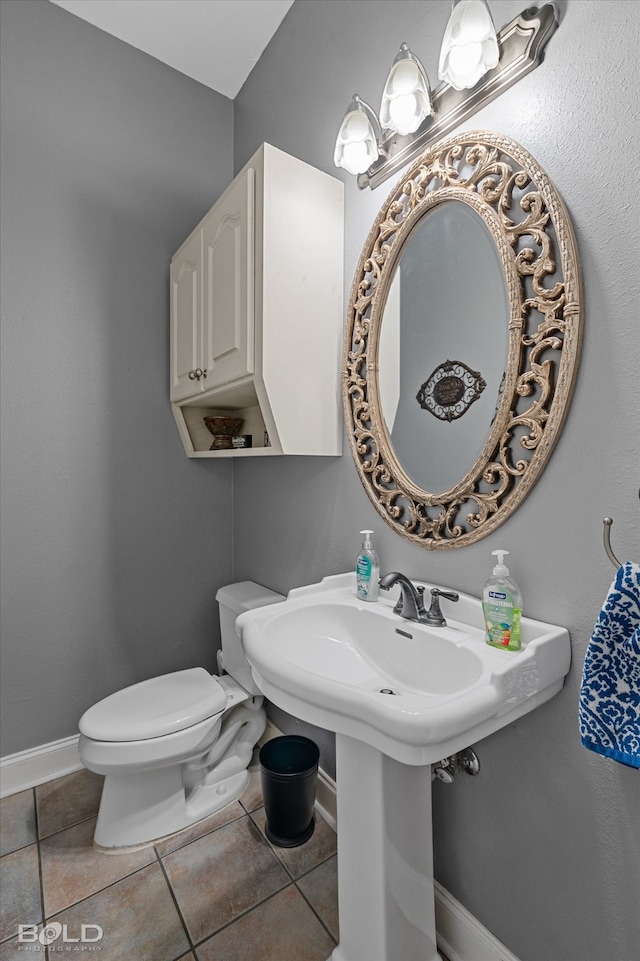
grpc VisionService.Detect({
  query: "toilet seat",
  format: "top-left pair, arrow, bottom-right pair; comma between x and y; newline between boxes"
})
79,668 -> 227,742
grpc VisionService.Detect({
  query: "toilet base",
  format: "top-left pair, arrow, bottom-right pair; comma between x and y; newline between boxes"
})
93,767 -> 250,852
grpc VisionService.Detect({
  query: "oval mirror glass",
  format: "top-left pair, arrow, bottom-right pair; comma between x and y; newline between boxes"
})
378,201 -> 509,494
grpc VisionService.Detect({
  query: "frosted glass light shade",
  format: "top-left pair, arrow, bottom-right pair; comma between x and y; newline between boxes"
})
380,44 -> 433,136
438,0 -> 499,91
334,97 -> 380,175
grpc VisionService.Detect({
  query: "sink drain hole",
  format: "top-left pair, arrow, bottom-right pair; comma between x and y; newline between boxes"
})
379,688 -> 398,695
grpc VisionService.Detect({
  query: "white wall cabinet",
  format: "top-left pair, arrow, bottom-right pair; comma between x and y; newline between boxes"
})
170,143 -> 344,457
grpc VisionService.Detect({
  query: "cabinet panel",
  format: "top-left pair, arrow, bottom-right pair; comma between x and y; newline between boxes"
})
170,231 -> 201,401
203,167 -> 255,389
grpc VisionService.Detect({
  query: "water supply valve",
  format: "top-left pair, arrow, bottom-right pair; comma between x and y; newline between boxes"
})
432,759 -> 455,783
431,747 -> 480,783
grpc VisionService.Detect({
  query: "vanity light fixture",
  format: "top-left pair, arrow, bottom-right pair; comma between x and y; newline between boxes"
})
379,44 -> 433,136
333,95 -> 384,176
438,0 -> 499,91
334,3 -> 559,189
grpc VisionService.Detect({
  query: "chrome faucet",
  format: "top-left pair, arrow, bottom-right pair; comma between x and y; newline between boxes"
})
379,571 -> 459,627
379,572 -> 425,622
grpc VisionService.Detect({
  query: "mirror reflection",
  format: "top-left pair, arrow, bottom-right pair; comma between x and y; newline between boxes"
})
378,202 -> 509,493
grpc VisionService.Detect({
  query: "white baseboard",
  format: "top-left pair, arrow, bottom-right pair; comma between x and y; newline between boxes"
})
314,766 -> 337,832
1,726 -> 517,961
0,734 -> 82,798
435,881 -> 520,961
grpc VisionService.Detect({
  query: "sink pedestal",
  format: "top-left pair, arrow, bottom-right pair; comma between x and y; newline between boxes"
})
330,734 -> 441,961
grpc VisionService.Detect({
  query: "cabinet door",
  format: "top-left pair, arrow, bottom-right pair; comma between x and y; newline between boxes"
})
170,231 -> 202,401
202,166 -> 255,389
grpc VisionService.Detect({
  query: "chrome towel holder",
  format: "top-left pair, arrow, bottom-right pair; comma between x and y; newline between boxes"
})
603,517 -> 621,569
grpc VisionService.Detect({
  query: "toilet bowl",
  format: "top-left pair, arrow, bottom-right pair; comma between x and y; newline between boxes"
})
78,581 -> 284,851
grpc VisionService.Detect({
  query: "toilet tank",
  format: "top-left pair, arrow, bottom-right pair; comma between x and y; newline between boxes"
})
215,581 -> 285,695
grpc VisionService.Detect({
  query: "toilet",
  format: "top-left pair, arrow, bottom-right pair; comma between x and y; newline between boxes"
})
78,581 -> 284,851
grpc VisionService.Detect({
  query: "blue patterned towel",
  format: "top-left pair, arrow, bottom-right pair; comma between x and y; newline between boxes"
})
579,561 -> 640,768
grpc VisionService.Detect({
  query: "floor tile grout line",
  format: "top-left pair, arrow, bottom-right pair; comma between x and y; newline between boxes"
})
0,788 -> 50,954
250,816 -> 338,888
153,811 -> 307,954
32,786 -> 48,940
246,809 -> 299,883
290,850 -> 337,881
186,878 -> 338,955
156,849 -> 197,957
37,814 -> 99,842
33,777 -> 95,843
294,878 -> 339,947
198,809 -> 337,938
41,854 -> 161,922
238,795 -> 261,815
245,807 -> 338,883
189,879 -> 294,951
154,807 -> 247,859
243,813 -> 306,890
0,838 -> 39,857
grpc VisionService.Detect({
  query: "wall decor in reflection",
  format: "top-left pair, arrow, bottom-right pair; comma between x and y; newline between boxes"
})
416,360 -> 486,423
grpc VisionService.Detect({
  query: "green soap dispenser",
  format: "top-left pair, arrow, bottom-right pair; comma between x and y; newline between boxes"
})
356,530 -> 380,602
482,549 -> 522,651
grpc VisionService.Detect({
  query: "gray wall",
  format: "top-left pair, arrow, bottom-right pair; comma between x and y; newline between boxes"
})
2,1 -> 639,959
232,2 -> 640,960
0,0 -> 235,754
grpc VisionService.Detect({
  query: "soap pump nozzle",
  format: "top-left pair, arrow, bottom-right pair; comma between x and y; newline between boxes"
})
360,529 -> 374,549
491,549 -> 510,576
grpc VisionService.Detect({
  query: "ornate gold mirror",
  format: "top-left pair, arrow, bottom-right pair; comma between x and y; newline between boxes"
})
344,131 -> 582,549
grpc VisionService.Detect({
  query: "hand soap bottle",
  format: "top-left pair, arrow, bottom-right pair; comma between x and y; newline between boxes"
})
356,530 -> 380,602
482,549 -> 522,651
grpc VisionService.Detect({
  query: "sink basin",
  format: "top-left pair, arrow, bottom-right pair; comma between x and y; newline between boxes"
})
256,601 -> 485,695
237,572 -> 571,765
237,572 -> 571,961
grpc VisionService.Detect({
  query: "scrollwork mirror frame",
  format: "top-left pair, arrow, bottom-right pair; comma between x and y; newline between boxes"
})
343,131 -> 582,549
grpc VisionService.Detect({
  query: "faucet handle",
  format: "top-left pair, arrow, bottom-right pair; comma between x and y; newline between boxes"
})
424,588 -> 459,626
431,588 -> 459,604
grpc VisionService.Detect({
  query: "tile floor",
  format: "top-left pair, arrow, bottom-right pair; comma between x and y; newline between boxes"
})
0,752 -> 338,960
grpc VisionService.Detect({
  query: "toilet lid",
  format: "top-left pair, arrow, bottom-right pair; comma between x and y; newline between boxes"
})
79,668 -> 227,742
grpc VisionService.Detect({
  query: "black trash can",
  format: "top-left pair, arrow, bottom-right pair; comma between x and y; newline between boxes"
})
259,736 -> 320,847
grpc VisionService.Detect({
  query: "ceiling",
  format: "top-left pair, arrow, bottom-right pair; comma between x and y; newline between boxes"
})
49,0 -> 296,99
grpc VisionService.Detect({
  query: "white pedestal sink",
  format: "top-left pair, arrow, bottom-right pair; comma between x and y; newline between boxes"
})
237,573 -> 571,961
